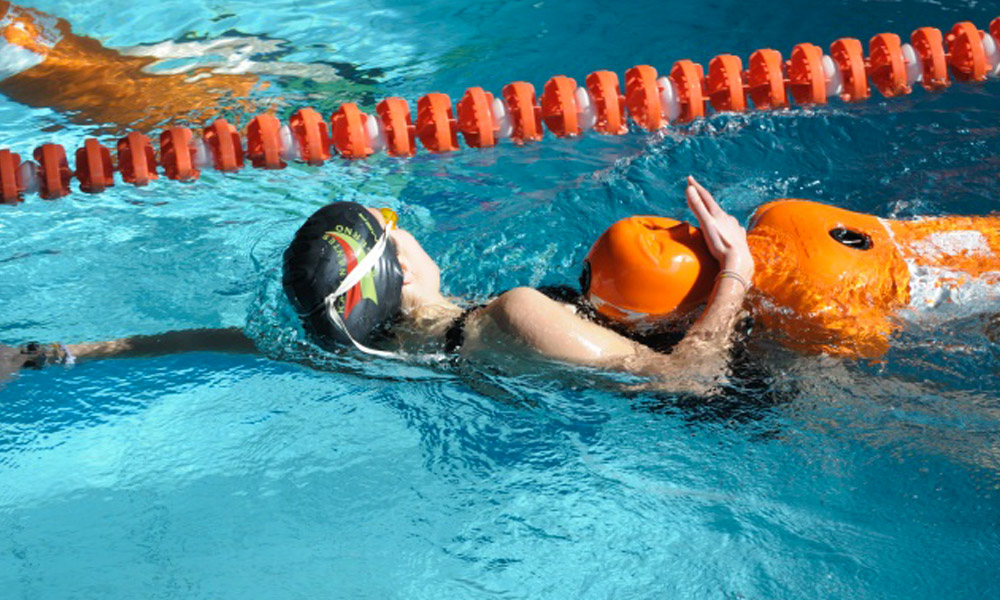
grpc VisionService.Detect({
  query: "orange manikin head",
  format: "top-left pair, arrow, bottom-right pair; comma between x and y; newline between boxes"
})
747,199 -> 911,357
583,216 -> 719,323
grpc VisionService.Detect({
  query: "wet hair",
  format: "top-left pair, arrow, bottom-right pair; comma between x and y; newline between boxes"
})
282,202 -> 404,350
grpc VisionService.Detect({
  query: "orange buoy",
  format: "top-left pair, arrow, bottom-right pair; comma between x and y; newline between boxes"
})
830,38 -> 870,102
416,93 -> 460,153
33,143 -> 71,198
457,87 -> 498,148
910,27 -> 950,90
74,138 -> 114,194
786,43 -> 827,105
0,149 -> 25,204
624,65 -> 665,131
330,103 -> 375,159
377,97 -> 417,157
583,216 -> 719,323
869,33 -> 911,97
117,131 -> 158,185
747,49 -> 788,109
541,76 -> 582,137
946,21 -> 988,82
585,70 -> 627,134
203,118 -> 245,172
288,108 -> 331,166
706,54 -> 747,112
502,81 -> 544,144
747,201 -> 910,357
159,127 -> 199,182
669,60 -> 707,123
245,114 -> 285,170
587,200 -> 1000,358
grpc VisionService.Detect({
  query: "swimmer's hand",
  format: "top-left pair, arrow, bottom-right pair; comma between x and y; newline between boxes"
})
0,345 -> 32,381
686,176 -> 754,282
0,343 -> 68,382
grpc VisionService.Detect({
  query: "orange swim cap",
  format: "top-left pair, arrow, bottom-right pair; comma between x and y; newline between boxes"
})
583,216 -> 719,323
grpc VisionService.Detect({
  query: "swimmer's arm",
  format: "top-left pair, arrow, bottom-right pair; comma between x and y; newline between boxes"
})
66,328 -> 257,362
469,176 -> 752,394
471,281 -> 746,394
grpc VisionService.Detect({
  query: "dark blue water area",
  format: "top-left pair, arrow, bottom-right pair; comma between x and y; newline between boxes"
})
1,0 -> 1000,598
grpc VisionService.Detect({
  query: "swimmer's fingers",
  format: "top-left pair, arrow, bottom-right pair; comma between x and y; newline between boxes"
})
687,176 -> 725,217
686,184 -> 727,253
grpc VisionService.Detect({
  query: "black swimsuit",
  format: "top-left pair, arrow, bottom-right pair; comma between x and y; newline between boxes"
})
443,305 -> 482,353
442,287 -> 780,408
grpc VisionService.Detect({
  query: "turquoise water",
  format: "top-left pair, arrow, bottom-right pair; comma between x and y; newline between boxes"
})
2,0 -> 1000,598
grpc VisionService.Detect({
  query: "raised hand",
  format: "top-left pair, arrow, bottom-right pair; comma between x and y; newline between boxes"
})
685,176 -> 754,282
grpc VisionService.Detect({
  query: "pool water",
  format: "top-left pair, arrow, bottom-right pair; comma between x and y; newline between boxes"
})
2,0 -> 999,598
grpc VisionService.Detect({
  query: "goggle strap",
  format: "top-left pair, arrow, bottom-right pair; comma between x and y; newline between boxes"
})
321,220 -> 399,358
324,300 -> 398,358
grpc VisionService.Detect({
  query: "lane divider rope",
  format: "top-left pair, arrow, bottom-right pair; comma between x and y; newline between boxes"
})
1,17 -> 999,204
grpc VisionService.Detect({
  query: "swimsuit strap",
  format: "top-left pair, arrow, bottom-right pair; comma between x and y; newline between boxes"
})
444,305 -> 482,354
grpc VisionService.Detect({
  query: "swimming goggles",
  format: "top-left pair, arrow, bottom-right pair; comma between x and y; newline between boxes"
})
322,208 -> 398,358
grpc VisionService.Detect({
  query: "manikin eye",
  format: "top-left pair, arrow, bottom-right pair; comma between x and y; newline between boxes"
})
829,227 -> 873,251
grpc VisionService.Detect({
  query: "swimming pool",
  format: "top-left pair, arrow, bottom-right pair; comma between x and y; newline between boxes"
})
2,0 -> 999,597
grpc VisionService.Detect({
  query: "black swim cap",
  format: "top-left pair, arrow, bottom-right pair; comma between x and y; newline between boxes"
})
283,202 -> 404,350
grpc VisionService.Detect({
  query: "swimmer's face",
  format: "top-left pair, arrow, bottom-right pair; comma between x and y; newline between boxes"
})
366,208 -> 442,308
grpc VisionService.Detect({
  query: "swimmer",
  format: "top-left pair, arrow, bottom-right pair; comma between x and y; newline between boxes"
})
0,176 -> 755,394
0,1 -> 355,129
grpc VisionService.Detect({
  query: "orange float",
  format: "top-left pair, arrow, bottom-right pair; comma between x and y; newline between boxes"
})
74,138 -> 114,194
910,27 -> 950,90
830,38 -> 870,102
116,132 -> 158,185
457,87 -> 498,148
946,21 -> 988,82
288,108 -> 331,166
868,33 -> 911,97
376,97 -> 417,157
786,43 -> 827,105
540,76 -> 581,137
159,127 -> 199,182
587,200 -> 1000,358
330,103 -> 375,159
586,70 -> 627,135
245,114 -> 285,170
747,201 -> 909,357
502,82 -> 544,144
706,54 -> 747,112
416,93 -> 460,153
203,118 -> 244,172
746,49 -> 788,109
33,143 -> 71,199
669,60 -> 707,123
624,65 -> 665,131
0,149 -> 24,204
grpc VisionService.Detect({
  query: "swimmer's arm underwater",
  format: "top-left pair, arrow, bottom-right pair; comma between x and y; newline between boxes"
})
0,329 -> 255,381
65,328 -> 257,361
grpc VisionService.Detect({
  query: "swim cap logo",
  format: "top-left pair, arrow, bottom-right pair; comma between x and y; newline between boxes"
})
323,228 -> 379,317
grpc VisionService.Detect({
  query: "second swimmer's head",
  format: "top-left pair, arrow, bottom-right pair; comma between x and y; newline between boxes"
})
282,202 -> 404,352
